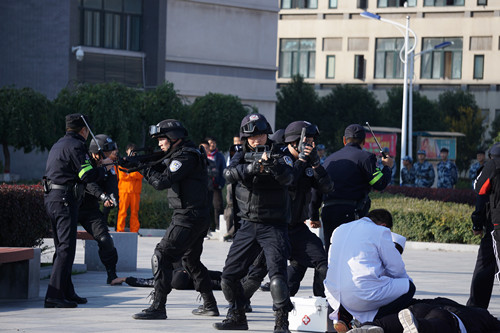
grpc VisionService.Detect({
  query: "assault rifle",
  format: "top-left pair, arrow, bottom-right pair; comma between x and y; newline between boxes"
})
117,148 -> 167,173
244,145 -> 282,174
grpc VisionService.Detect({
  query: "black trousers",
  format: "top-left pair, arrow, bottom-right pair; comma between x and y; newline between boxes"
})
321,204 -> 357,253
467,227 -> 496,309
222,220 -> 292,311
45,193 -> 78,300
78,209 -> 118,271
287,223 -> 327,297
212,188 -> 224,230
154,221 -> 212,297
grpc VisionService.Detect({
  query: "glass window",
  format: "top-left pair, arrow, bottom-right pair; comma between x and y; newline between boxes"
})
424,0 -> 464,6
326,56 -> 335,78
354,55 -> 365,80
477,0 -> 487,5
473,55 -> 484,79
329,0 -> 338,8
420,37 -> 462,79
281,0 -> 317,9
375,38 -> 405,79
279,39 -> 316,78
378,0 -> 416,7
80,0 -> 142,51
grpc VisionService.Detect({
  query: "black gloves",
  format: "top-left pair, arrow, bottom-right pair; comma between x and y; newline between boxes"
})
308,147 -> 321,167
245,160 -> 261,176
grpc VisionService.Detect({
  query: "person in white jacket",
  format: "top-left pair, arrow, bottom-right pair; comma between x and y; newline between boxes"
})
324,209 -> 415,333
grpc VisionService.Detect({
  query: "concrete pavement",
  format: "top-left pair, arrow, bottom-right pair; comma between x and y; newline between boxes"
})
0,236 -> 499,332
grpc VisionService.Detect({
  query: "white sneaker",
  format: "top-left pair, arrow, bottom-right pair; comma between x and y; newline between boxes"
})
347,325 -> 384,333
398,308 -> 419,333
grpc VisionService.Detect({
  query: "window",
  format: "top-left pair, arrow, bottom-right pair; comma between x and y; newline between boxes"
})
378,0 -> 416,7
424,0 -> 464,6
354,55 -> 365,80
329,0 -> 338,8
281,0 -> 318,9
477,0 -> 487,4
279,39 -> 316,78
375,38 -> 405,79
80,0 -> 142,51
358,0 -> 368,9
473,55 -> 484,79
326,56 -> 335,78
420,37 -> 462,79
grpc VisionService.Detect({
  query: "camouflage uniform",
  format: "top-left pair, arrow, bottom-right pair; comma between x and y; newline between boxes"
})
401,166 -> 416,187
469,162 -> 483,187
437,160 -> 458,189
414,161 -> 435,188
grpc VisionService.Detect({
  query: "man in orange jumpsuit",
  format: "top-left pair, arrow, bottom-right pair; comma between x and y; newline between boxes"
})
117,144 -> 143,233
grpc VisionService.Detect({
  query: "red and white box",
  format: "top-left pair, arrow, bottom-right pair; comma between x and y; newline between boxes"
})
289,296 -> 334,332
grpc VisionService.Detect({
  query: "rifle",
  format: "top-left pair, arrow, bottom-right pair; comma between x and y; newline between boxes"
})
117,148 -> 167,173
244,145 -> 282,174
365,122 -> 387,158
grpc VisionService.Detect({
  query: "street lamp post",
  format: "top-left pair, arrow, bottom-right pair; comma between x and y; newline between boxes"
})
360,11 -> 417,185
408,41 -> 452,158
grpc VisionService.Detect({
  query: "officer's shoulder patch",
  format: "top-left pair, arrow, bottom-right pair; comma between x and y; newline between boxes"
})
169,160 -> 182,172
284,156 -> 293,167
305,167 -> 314,177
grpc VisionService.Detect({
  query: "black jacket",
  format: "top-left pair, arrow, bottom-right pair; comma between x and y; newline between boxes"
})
143,140 -> 209,227
80,168 -> 119,212
224,140 -> 293,226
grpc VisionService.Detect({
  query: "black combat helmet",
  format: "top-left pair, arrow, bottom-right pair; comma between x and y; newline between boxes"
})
489,142 -> 500,158
239,114 -> 272,138
149,119 -> 188,140
284,120 -> 320,144
89,134 -> 117,154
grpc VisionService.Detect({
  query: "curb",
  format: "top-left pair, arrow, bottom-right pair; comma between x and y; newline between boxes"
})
406,241 -> 479,253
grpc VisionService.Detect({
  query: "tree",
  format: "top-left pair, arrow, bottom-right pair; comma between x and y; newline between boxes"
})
0,86 -> 54,175
319,85 -> 380,151
275,75 -> 320,130
186,93 -> 247,150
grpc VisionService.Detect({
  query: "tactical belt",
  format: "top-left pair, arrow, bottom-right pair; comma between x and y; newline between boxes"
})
323,199 -> 358,207
49,183 -> 72,191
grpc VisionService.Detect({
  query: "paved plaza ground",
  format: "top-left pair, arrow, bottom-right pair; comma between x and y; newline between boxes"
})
1,235 -> 499,332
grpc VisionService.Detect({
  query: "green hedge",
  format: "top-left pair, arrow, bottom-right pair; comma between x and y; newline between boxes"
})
107,182 -> 173,229
370,192 -> 480,245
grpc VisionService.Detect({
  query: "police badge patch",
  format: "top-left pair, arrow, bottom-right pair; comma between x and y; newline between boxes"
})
305,167 -> 314,177
284,156 -> 293,167
169,160 -> 182,172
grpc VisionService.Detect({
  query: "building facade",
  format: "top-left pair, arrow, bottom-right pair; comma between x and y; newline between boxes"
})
277,0 -> 500,135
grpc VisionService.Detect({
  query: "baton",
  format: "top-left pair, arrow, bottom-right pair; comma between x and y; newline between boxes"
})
365,122 -> 387,158
80,115 -> 105,159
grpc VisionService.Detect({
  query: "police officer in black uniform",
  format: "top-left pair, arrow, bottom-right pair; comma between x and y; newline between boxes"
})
467,142 -> 500,309
132,119 -> 218,320
213,113 -> 294,333
43,114 -> 112,308
283,121 -> 333,297
78,134 -> 120,285
312,124 -> 393,253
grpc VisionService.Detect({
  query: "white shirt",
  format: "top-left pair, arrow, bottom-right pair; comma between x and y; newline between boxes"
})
324,217 -> 411,323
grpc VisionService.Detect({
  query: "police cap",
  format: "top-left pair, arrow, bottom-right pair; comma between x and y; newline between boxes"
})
89,134 -> 117,154
344,124 -> 366,140
239,114 -> 272,138
66,113 -> 88,129
284,121 -> 320,144
417,150 -> 426,155
149,119 -> 188,140
317,144 -> 326,151
489,143 -> 500,158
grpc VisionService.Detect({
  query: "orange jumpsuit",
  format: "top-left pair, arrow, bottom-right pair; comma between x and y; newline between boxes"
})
116,167 -> 143,233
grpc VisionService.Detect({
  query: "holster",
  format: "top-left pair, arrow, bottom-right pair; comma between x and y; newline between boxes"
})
73,183 -> 85,202
42,176 -> 50,194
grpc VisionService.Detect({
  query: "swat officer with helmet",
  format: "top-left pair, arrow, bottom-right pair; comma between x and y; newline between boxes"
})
283,120 -> 333,298
78,134 -> 120,286
214,113 -> 294,333
43,114 -> 113,308
132,119 -> 219,320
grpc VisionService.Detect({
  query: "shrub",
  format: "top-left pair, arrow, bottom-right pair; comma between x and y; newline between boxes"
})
371,192 -> 480,244
382,185 -> 476,206
0,184 -> 51,247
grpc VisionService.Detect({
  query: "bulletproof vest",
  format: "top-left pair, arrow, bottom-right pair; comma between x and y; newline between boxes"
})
488,159 -> 500,229
165,145 -> 209,217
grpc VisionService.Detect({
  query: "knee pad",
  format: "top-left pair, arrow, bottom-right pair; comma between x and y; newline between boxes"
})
151,253 -> 160,277
97,233 -> 114,252
270,275 -> 289,304
242,278 -> 261,300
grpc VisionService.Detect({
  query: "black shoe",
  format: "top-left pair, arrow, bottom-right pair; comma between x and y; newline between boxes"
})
67,294 -> 88,304
133,306 -> 167,320
192,292 -> 219,316
44,298 -> 78,308
213,309 -> 248,330
106,269 -> 118,285
244,302 -> 252,313
274,309 -> 291,333
260,282 -> 270,292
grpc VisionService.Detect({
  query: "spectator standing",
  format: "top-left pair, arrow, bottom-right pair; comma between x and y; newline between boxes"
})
206,137 -> 226,231
437,147 -> 458,189
413,150 -> 435,188
317,144 -> 327,165
469,150 -> 486,187
116,143 -> 143,233
400,156 -> 415,187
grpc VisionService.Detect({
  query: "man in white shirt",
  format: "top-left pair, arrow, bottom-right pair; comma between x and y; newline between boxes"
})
324,209 -> 415,333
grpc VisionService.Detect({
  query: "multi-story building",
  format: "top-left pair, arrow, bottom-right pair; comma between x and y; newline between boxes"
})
277,0 -> 500,134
